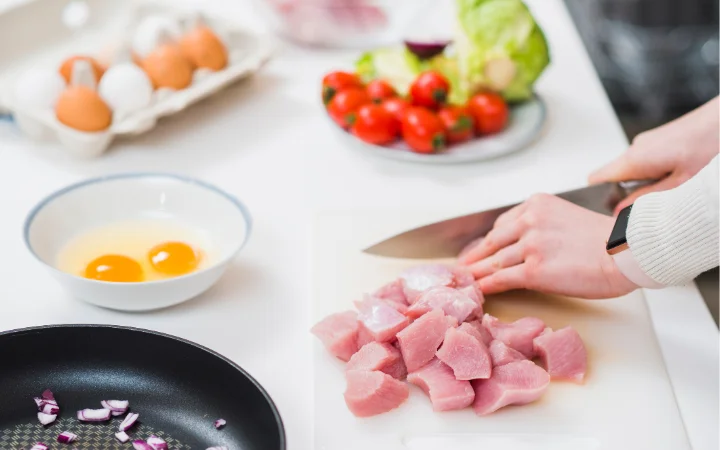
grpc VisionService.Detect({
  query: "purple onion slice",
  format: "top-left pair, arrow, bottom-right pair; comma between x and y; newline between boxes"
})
119,412 -> 139,431
101,399 -> 129,412
77,408 -> 111,422
111,410 -> 126,416
41,389 -> 55,400
132,440 -> 154,450
206,447 -> 228,450
37,412 -> 56,426
214,418 -> 226,429
147,435 -> 168,450
42,403 -> 60,415
30,443 -> 48,450
57,431 -> 77,444
33,397 -> 44,408
404,40 -> 451,60
115,431 -> 130,443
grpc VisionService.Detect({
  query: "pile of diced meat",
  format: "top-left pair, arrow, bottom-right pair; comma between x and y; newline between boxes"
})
311,264 -> 587,417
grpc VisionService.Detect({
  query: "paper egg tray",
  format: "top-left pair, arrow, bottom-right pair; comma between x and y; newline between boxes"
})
0,0 -> 273,157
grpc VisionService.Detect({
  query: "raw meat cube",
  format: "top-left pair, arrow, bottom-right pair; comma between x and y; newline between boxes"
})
396,309 -> 452,372
347,342 -> 407,380
445,315 -> 459,329
373,279 -> 409,312
399,265 -> 455,304
466,320 -> 493,346
311,311 -> 359,361
482,314 -> 545,358
489,340 -> 527,367
356,293 -> 408,316
533,326 -> 587,383
457,322 -> 485,343
451,266 -> 475,288
356,297 -> 409,342
459,285 -> 485,318
344,370 -> 409,417
471,360 -> 550,416
356,324 -> 376,349
407,358 -> 475,411
406,286 -> 479,323
436,327 -> 491,380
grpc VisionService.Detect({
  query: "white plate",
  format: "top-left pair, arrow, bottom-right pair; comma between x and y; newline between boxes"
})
335,95 -> 547,164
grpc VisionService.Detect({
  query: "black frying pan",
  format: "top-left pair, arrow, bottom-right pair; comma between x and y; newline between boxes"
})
0,325 -> 285,449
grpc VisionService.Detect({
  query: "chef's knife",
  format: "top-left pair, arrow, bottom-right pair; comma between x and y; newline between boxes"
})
363,181 -> 651,259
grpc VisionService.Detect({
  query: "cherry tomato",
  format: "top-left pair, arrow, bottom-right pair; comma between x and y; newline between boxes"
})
467,92 -> 509,134
438,106 -> 474,144
381,97 -> 410,123
327,88 -> 371,129
401,107 -> 446,154
409,71 -> 450,109
322,71 -> 363,105
351,104 -> 399,145
366,79 -> 396,103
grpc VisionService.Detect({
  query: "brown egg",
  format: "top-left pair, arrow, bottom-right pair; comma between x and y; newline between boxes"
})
180,26 -> 228,71
141,44 -> 194,90
55,85 -> 112,132
59,56 -> 105,84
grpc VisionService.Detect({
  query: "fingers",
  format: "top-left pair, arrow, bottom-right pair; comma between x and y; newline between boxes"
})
588,153 -> 637,184
477,264 -> 528,295
466,243 -> 524,279
613,176 -> 682,214
458,218 -> 524,265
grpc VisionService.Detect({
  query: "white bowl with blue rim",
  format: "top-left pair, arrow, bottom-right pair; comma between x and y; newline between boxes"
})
24,173 -> 252,311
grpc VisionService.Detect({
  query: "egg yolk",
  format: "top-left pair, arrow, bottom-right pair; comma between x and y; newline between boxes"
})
148,241 -> 199,276
84,254 -> 144,282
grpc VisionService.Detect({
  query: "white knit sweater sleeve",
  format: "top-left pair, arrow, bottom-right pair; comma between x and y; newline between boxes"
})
627,155 -> 719,286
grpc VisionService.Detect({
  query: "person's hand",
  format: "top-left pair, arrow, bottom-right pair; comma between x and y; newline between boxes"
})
590,97 -> 719,213
457,194 -> 638,299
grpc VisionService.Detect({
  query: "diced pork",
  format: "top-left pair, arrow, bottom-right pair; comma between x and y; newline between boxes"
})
347,342 -> 407,380
407,358 -> 475,411
399,265 -> 455,304
311,311 -> 359,361
451,266 -> 475,288
356,324 -> 375,349
533,326 -> 587,383
396,309 -> 452,372
489,340 -> 527,367
471,360 -> 550,416
457,322 -> 483,343
459,285 -> 485,318
466,320 -> 493,346
344,370 -> 409,417
436,327 -> 491,380
482,314 -> 545,358
406,286 -> 479,323
445,315 -> 459,329
373,279 -> 409,313
356,297 -> 409,342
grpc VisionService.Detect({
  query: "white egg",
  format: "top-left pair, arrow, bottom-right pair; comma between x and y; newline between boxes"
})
132,15 -> 183,59
98,63 -> 153,114
13,69 -> 66,110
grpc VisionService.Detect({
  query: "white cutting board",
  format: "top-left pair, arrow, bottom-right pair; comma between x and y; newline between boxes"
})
312,211 -> 690,450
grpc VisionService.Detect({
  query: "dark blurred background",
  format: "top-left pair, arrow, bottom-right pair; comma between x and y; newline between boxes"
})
565,0 -> 719,324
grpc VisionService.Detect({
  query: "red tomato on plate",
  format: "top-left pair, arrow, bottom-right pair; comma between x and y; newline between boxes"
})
401,107 -> 446,154
351,104 -> 399,145
467,92 -> 509,135
438,106 -> 474,144
366,80 -> 397,103
322,71 -> 363,105
409,71 -> 450,109
327,88 -> 371,129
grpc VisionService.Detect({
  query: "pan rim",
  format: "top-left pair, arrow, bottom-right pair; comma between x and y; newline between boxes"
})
0,323 -> 287,449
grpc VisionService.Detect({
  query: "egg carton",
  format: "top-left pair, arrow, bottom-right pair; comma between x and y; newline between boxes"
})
0,0 -> 273,157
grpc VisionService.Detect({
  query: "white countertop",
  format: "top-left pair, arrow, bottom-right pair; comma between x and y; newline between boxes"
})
0,0 -> 717,449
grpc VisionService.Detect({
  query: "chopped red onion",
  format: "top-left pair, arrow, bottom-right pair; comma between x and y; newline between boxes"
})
30,443 -> 48,450
206,447 -> 228,450
57,431 -> 77,444
111,410 -> 126,416
132,440 -> 154,450
33,397 -> 44,408
101,399 -> 129,412
147,435 -> 168,450
37,412 -> 57,426
119,412 -> 139,431
214,418 -> 226,429
115,431 -> 130,443
41,403 -> 60,415
41,389 -> 55,400
77,408 -> 111,422
404,40 -> 451,60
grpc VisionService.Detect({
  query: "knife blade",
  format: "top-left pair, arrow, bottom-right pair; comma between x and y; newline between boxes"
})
363,182 -> 645,259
